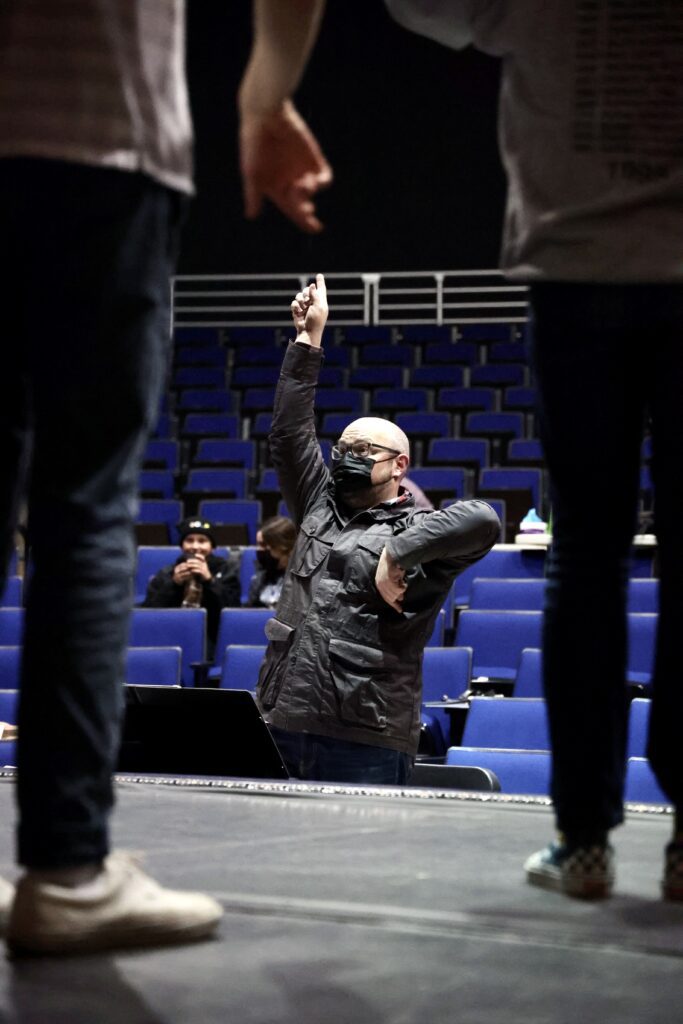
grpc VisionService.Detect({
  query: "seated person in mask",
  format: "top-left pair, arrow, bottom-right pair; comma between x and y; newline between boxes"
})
248,515 -> 297,609
142,517 -> 241,656
257,274 -> 500,784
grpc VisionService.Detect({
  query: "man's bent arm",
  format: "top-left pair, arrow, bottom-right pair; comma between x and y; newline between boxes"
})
386,500 -> 500,571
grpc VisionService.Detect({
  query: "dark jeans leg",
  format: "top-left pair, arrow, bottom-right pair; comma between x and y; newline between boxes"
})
0,160 -> 182,867
269,726 -> 413,785
530,283 -> 648,839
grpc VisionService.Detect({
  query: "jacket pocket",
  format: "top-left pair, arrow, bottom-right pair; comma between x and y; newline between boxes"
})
258,619 -> 295,709
327,638 -> 388,731
289,518 -> 333,578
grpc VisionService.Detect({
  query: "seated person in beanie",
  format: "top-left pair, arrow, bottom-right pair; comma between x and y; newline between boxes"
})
247,515 -> 297,609
142,518 -> 241,655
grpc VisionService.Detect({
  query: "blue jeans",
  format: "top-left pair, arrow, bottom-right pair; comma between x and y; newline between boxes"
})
0,159 -> 181,867
530,282 -> 683,840
269,726 -> 414,785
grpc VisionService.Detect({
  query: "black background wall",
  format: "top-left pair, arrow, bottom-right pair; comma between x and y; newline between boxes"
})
181,1 -> 507,275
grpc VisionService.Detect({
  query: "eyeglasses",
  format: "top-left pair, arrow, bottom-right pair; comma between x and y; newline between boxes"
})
331,439 -> 401,461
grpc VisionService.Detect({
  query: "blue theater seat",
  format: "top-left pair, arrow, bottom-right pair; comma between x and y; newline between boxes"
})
625,758 -> 670,804
0,577 -> 22,608
454,609 -> 544,679
128,608 -> 206,687
446,747 -> 551,796
126,647 -> 182,687
198,500 -> 262,544
220,644 -> 267,690
461,697 -> 550,750
0,647 -> 20,689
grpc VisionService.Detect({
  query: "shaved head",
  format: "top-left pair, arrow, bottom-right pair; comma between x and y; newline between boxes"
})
340,417 -> 410,459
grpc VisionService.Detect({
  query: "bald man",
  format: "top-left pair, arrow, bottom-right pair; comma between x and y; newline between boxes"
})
256,275 -> 500,784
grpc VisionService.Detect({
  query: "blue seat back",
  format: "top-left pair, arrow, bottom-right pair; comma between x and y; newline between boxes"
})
406,468 -> 468,500
220,644 -> 267,690
0,689 -> 19,725
410,366 -> 465,387
0,610 -> 24,647
478,468 -> 542,509
194,440 -> 256,470
421,646 -> 472,750
177,389 -> 235,413
627,613 -> 657,685
625,757 -> 669,804
185,469 -> 247,498
126,647 -> 182,686
627,580 -> 658,613
213,608 -> 274,666
0,577 -> 22,608
514,648 -> 543,698
455,609 -> 544,678
137,500 -> 184,544
373,388 -> 429,412
465,411 -> 525,438
470,364 -> 526,387
395,412 -> 451,438
469,578 -> 546,611
139,470 -> 175,499
426,609 -> 446,648
437,387 -> 496,411
198,500 -> 262,544
182,413 -> 240,438
452,546 -> 546,606
446,747 -> 550,796
627,698 -> 650,758
135,547 -> 179,605
0,647 -> 21,689
462,697 -> 550,750
128,609 -> 206,686
144,440 -> 179,471
428,438 -> 490,469
239,547 -> 258,604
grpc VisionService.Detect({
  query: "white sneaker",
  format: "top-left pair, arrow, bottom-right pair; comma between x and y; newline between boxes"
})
7,851 -> 223,955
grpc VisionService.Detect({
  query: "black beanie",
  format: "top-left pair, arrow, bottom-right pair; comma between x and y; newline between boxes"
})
177,517 -> 216,546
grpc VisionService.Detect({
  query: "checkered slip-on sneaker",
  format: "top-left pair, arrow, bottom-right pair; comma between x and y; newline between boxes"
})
524,840 -> 614,899
662,842 -> 683,902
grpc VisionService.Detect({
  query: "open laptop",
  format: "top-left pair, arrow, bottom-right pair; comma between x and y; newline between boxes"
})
117,685 -> 289,780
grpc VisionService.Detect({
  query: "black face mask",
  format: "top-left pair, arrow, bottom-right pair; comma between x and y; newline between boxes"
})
331,452 -> 375,494
256,549 -> 280,573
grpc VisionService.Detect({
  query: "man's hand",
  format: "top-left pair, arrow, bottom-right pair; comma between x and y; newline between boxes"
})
375,546 -> 407,613
240,100 -> 332,234
291,273 -> 328,347
173,556 -> 212,585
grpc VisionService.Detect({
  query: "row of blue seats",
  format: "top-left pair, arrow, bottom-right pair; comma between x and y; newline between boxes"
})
139,464 -> 546,509
174,346 -> 531,375
175,323 -> 524,348
152,409 -> 537,443
170,376 -> 535,402
0,607 -> 447,688
0,600 -> 658,692
444,697 -> 667,803
144,436 -> 547,473
0,637 -> 664,800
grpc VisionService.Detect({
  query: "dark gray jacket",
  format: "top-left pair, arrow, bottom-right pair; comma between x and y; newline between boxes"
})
256,341 -> 500,755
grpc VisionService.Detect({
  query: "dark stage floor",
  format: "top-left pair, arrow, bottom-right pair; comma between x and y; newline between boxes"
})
0,775 -> 680,1024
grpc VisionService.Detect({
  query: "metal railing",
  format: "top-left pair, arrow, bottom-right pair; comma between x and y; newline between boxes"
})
172,270 -> 529,331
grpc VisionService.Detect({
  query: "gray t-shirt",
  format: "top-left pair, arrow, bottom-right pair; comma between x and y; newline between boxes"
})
386,0 -> 683,282
0,0 -> 193,194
